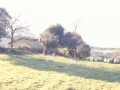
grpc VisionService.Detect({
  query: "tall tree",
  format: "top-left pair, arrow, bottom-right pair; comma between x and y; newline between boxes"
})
63,32 -> 83,58
45,23 -> 65,46
8,14 -> 29,49
0,7 -> 11,39
39,32 -> 58,54
39,24 -> 64,54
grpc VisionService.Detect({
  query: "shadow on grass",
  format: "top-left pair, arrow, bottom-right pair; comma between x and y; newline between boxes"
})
2,54 -> 120,83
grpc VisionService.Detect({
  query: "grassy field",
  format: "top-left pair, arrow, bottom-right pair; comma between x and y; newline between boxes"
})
0,54 -> 120,90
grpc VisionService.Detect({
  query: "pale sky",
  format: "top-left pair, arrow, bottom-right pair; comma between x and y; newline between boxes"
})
1,0 -> 120,48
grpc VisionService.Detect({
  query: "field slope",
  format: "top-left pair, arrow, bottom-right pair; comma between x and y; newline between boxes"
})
0,54 -> 120,90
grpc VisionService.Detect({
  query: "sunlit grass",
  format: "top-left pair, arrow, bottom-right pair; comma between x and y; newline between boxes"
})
0,54 -> 120,90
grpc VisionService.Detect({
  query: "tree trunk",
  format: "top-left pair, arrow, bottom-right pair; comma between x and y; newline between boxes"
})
81,54 -> 84,59
74,49 -> 76,58
11,30 -> 14,49
43,45 -> 47,55
68,49 -> 73,57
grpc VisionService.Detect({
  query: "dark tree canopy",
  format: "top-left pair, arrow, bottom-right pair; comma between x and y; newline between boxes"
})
39,24 -> 64,54
0,7 -> 11,39
62,32 -> 83,58
45,23 -> 64,37
63,32 -> 82,48
45,23 -> 65,46
77,42 -> 91,58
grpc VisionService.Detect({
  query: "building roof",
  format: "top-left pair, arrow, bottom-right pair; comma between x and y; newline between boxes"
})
8,37 -> 38,44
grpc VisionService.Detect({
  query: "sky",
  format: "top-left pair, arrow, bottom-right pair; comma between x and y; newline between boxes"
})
1,0 -> 120,48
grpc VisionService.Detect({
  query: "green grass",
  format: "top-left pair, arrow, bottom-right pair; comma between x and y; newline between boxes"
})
0,54 -> 120,90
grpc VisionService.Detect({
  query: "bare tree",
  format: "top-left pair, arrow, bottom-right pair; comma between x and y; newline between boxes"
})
8,14 -> 30,49
72,20 -> 81,32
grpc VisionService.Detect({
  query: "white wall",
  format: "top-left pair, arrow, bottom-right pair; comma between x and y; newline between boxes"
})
12,39 -> 43,49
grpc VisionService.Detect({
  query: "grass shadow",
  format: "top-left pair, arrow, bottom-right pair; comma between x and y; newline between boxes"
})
2,54 -> 120,83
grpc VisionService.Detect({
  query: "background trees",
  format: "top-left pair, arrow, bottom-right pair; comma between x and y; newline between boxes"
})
0,7 -> 30,49
39,23 -> 90,59
0,7 -> 11,39
0,7 -> 91,58
39,24 -> 64,54
45,23 -> 65,46
63,32 -> 83,58
39,32 -> 58,54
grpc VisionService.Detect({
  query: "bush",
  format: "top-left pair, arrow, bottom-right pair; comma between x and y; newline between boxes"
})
31,48 -> 43,53
0,47 -> 7,53
58,48 -> 69,56
18,45 -> 31,51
